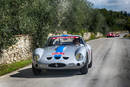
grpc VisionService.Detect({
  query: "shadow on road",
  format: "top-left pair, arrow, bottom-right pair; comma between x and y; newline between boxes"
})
10,68 -> 79,78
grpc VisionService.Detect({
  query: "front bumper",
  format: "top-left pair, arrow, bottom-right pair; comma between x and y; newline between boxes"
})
32,61 -> 85,70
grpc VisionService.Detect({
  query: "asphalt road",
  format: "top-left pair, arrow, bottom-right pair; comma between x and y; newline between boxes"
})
0,35 -> 130,87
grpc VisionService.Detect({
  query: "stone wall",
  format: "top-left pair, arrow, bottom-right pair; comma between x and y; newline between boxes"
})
83,32 -> 91,40
95,32 -> 103,38
0,35 -> 32,64
83,32 -> 103,40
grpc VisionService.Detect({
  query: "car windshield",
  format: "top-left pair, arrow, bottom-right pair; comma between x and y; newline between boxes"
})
47,36 -> 84,46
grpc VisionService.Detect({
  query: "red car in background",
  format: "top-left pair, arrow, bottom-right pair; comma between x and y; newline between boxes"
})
106,32 -> 115,37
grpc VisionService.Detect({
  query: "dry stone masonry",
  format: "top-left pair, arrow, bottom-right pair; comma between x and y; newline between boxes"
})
0,35 -> 32,64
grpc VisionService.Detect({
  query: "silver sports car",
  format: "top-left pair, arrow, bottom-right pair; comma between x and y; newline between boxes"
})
32,35 -> 92,75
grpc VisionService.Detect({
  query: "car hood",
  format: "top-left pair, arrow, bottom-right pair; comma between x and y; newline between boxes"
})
42,45 -> 82,58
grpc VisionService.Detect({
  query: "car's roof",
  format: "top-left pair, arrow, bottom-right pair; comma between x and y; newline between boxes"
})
49,35 -> 82,38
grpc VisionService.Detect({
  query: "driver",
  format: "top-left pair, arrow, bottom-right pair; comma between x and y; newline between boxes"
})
73,38 -> 80,45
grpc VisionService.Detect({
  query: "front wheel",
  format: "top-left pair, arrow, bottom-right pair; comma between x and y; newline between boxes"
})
88,60 -> 92,68
32,64 -> 41,75
80,64 -> 88,75
88,52 -> 93,68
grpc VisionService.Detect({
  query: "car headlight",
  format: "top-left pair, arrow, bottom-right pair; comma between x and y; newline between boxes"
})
76,53 -> 83,61
34,55 -> 39,61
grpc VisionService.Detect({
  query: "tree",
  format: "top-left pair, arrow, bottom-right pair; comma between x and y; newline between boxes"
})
125,17 -> 130,33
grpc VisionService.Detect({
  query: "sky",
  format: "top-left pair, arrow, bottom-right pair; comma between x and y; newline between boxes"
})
88,0 -> 130,13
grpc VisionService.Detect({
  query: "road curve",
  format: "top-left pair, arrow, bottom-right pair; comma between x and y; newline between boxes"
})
0,36 -> 130,87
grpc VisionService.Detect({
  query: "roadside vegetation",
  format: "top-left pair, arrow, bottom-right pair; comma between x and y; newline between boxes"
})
124,34 -> 130,39
0,0 -> 130,75
0,0 -> 130,51
99,9 -> 130,32
0,59 -> 32,76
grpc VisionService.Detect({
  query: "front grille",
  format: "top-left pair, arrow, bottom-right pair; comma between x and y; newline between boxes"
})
55,57 -> 61,59
48,63 -> 66,67
63,57 -> 69,60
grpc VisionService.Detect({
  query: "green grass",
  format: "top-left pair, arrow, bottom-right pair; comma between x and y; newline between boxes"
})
0,59 -> 32,76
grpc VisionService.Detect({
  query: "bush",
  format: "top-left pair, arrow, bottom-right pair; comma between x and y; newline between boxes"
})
124,34 -> 130,38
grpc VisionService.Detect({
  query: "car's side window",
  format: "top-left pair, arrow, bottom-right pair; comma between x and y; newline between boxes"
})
80,38 -> 85,45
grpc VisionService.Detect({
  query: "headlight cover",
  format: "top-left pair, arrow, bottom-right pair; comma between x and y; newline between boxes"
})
76,53 -> 83,61
33,55 -> 39,61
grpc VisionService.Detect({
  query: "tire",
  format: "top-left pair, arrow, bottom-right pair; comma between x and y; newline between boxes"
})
88,52 -> 93,68
32,64 -> 41,75
80,63 -> 88,75
88,60 -> 92,68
